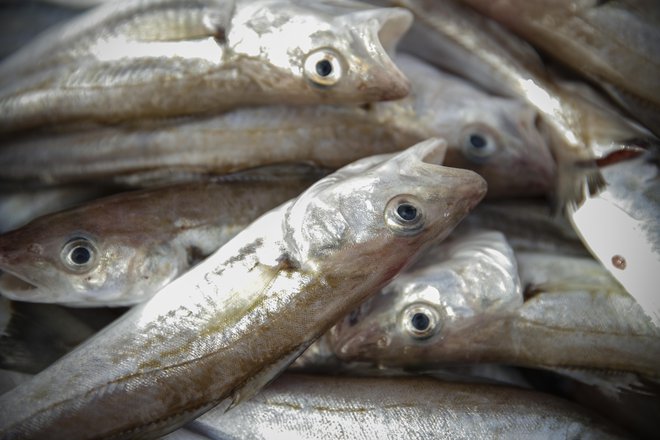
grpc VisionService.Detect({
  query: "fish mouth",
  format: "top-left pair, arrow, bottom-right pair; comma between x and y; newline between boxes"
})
349,7 -> 413,100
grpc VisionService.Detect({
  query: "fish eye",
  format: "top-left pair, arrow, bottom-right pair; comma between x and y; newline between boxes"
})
402,304 -> 439,339
384,195 -> 424,236
61,237 -> 97,272
303,48 -> 343,87
461,127 -> 498,163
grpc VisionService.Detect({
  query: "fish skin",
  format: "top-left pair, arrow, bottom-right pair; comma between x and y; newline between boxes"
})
457,199 -> 588,256
569,151 -> 660,326
0,55 -> 553,198
394,54 -> 555,198
0,0 -> 412,132
0,185 -> 117,233
391,0 -> 654,208
332,249 -> 660,379
330,229 -> 522,361
163,374 -> 626,440
459,0 -> 660,136
0,180 -> 308,307
0,139 -> 486,439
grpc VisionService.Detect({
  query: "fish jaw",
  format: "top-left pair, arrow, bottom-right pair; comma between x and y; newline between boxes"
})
339,6 -> 413,101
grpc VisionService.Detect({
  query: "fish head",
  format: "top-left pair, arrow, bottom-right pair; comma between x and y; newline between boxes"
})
435,98 -> 556,198
228,0 -> 412,103
330,230 -> 523,363
0,213 -> 180,307
283,137 -> 487,282
396,54 -> 556,197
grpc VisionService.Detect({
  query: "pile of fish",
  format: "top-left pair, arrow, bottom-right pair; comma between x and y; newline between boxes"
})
0,0 -> 657,438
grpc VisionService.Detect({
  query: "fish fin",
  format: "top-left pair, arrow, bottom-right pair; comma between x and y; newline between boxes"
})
225,343 -> 310,412
553,159 -> 606,216
548,368 -> 655,398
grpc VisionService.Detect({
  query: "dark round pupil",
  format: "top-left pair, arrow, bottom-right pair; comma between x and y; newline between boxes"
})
70,246 -> 91,265
469,133 -> 487,149
411,312 -> 430,331
316,59 -> 333,77
396,203 -> 417,221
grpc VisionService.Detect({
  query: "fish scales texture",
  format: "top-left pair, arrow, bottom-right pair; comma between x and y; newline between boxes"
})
391,0 -> 653,207
0,55 -> 554,198
332,246 -> 660,378
459,0 -> 660,135
164,374 -> 626,439
0,140 -> 486,439
0,0 -> 413,132
0,181 -> 307,307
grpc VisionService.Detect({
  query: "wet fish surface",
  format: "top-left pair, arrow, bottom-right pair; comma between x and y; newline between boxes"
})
0,55 -> 554,198
332,250 -> 660,379
164,374 -> 626,440
0,0 -> 412,132
391,0 -> 654,207
0,180 -> 308,307
0,139 -> 486,439
0,185 -> 117,233
460,0 -> 660,135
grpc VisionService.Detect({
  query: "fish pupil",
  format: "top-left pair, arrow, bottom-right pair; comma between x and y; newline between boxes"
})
469,134 -> 487,149
316,60 -> 333,77
396,203 -> 417,221
411,312 -> 430,331
70,246 -> 91,265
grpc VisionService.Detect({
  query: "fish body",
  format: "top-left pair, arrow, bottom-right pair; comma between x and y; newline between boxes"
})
393,0 -> 652,206
0,0 -> 412,132
0,139 -> 486,439
0,180 -> 307,307
333,250 -> 660,378
569,152 -> 660,326
0,185 -> 116,233
0,55 -> 554,198
460,0 -> 660,135
165,374 -> 625,440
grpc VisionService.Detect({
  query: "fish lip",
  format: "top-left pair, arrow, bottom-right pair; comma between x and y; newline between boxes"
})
356,7 -> 413,100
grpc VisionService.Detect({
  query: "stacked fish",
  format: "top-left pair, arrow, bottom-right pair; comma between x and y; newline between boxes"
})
0,0 -> 657,438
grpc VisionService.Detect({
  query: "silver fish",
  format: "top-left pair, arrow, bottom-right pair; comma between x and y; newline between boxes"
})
569,151 -> 660,326
0,55 -> 553,198
0,0 -> 412,132
0,139 -> 487,439
164,374 -> 626,440
459,0 -> 660,136
333,250 -> 660,379
391,0 -> 653,207
0,181 -> 308,307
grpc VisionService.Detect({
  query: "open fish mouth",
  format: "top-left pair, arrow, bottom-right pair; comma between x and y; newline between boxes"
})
372,7 -> 413,57
345,6 -> 413,100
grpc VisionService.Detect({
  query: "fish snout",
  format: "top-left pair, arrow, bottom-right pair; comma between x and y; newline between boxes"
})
349,7 -> 413,101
